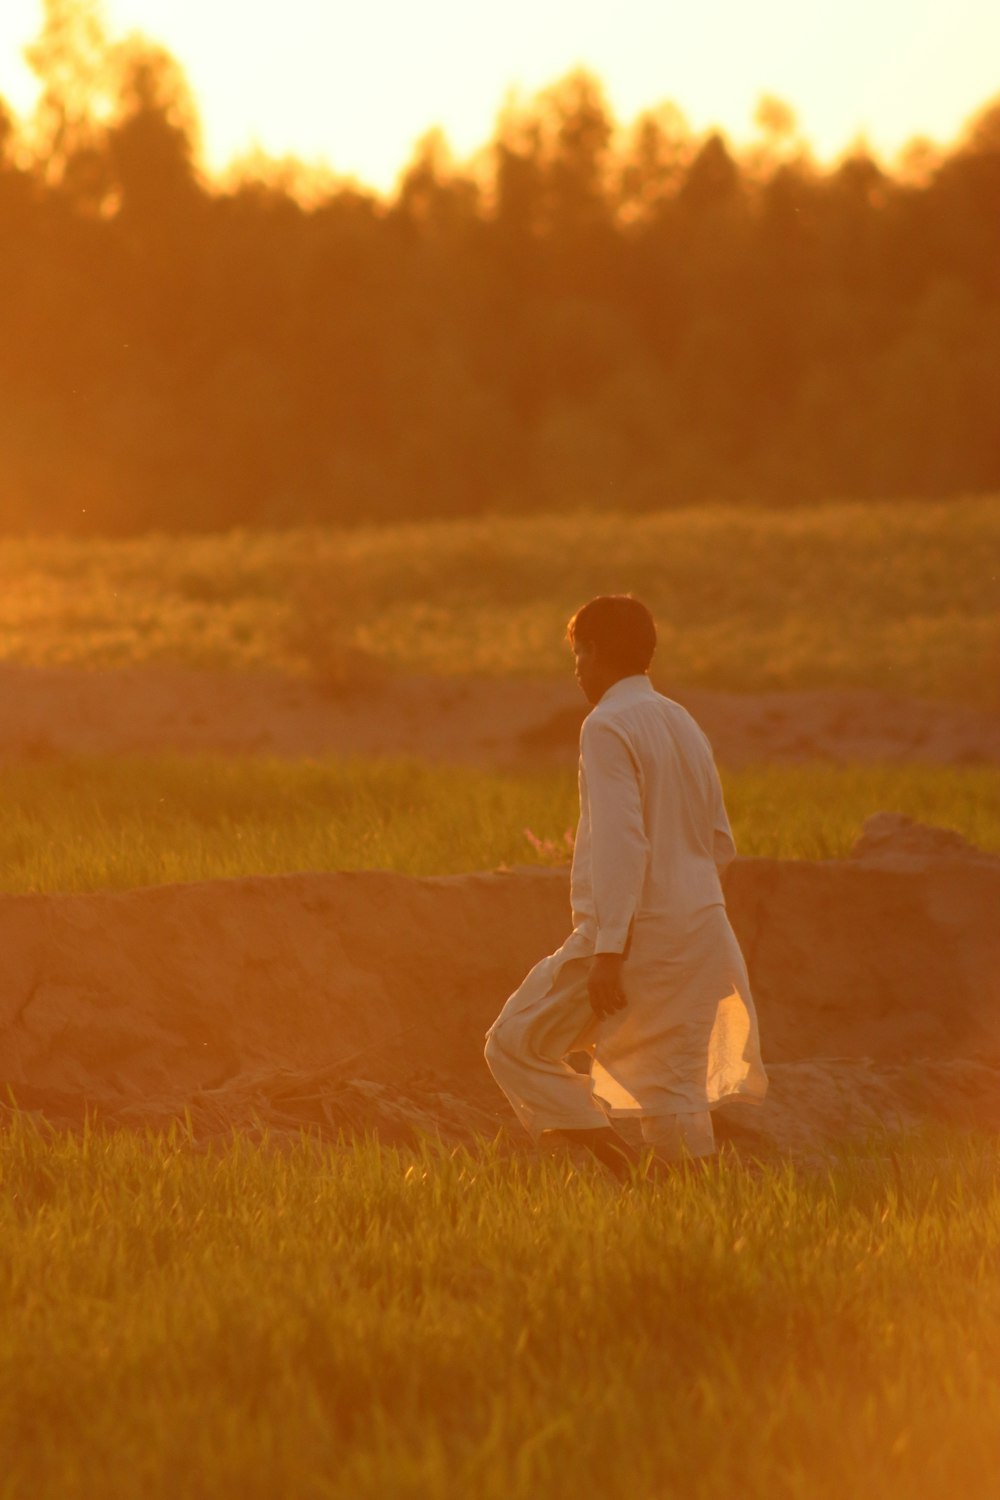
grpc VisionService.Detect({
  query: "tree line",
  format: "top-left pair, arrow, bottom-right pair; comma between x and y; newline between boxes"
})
1,0 -> 998,533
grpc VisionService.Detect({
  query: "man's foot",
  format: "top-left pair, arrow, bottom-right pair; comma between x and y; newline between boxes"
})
547,1126 -> 641,1182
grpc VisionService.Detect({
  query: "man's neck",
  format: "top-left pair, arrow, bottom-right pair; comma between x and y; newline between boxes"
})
597,672 -> 646,702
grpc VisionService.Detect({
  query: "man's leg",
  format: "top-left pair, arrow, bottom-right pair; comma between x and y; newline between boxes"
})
485,958 -> 635,1173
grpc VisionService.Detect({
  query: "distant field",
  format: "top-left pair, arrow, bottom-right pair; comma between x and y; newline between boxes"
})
1,498 -> 997,702
2,1121 -> 998,1500
0,756 -> 995,894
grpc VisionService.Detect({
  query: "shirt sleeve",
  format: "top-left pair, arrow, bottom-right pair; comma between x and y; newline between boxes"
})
710,766 -> 737,874
580,717 -> 649,954
695,724 -> 736,874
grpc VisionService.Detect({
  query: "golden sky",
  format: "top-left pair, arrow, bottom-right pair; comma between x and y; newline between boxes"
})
1,0 -> 998,191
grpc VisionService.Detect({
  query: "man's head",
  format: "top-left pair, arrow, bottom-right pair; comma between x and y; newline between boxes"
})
566,594 -> 657,705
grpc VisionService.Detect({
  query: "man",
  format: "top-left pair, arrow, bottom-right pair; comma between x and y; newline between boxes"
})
485,594 -> 767,1177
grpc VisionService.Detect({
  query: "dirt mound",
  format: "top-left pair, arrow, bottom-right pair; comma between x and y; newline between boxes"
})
716,1058 -> 1000,1162
1,663 -> 997,766
847,810 -> 995,865
723,814 -> 1000,1064
2,817 -> 997,1157
0,868 -> 568,1106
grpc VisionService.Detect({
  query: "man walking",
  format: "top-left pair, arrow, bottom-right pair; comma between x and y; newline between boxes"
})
485,595 -> 767,1176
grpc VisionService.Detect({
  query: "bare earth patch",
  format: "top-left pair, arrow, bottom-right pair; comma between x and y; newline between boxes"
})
3,817 -> 998,1162
1,664 -> 998,766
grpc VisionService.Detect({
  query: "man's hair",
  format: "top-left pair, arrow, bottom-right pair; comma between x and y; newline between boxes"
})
566,594 -> 657,673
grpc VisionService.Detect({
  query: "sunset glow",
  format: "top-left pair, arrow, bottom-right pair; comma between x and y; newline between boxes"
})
1,0 -> 999,191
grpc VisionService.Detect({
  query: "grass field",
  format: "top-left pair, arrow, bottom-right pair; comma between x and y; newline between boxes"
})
1,498 -> 997,702
0,756 -> 995,893
3,502 -> 996,1499
1,1120 -> 997,1500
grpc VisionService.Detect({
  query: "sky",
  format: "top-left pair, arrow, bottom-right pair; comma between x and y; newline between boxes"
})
0,0 -> 998,193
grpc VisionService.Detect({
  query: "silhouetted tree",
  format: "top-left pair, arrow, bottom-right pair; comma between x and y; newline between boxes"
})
0,1 -> 998,532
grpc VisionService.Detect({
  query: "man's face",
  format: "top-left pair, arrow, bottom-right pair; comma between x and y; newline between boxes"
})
572,637 -> 605,705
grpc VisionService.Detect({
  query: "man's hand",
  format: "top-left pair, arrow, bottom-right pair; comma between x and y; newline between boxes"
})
588,952 -> 627,1019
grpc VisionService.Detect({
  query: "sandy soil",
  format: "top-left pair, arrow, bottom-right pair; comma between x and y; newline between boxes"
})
1,663 -> 998,765
3,816 -> 998,1160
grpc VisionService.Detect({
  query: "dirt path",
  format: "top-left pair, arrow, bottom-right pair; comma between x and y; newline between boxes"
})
2,664 -> 997,765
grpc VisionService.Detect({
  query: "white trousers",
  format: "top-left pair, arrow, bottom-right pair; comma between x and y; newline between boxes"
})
485,956 -> 717,1161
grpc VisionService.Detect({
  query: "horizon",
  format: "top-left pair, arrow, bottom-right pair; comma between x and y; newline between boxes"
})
0,0 -> 998,195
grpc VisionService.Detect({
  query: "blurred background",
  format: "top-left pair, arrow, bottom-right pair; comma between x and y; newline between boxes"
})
0,0 -> 998,536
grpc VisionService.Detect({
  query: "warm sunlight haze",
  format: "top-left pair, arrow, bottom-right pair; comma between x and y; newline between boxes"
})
2,3 -> 999,1496
1,0 -> 999,187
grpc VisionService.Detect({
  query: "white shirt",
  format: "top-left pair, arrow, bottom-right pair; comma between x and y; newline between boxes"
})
570,674 -> 737,954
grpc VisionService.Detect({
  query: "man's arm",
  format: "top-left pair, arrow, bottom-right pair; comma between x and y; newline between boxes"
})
580,717 -> 649,956
711,768 -> 737,875
693,724 -> 736,875
580,717 -> 649,1018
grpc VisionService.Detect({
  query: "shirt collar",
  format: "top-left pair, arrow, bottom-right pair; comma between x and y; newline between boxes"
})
598,674 -> 655,707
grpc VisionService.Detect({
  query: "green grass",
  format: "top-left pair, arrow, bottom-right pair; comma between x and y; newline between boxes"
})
1,497 -> 997,702
0,1120 -> 998,1500
0,756 -> 995,893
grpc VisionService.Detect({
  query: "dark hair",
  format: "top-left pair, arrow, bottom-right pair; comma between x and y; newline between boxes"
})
566,594 -> 657,673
